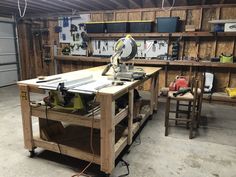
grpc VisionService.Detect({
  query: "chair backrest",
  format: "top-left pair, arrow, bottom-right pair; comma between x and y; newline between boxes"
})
204,72 -> 214,93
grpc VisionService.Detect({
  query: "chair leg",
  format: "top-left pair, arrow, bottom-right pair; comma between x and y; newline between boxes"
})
165,97 -> 170,136
189,102 -> 197,139
186,101 -> 191,129
197,95 -> 203,128
175,101 -> 179,125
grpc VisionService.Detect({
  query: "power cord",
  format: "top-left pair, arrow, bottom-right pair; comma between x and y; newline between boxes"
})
71,95 -> 97,177
162,0 -> 175,11
18,0 -> 28,18
45,105 -> 62,155
118,159 -> 130,177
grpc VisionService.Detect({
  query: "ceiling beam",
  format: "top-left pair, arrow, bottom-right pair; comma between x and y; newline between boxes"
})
128,0 -> 141,8
72,0 -> 101,10
108,0 -> 127,9
0,1 -> 55,12
90,0 -> 115,10
150,0 -> 158,7
0,0 -> 71,12
51,0 -> 90,11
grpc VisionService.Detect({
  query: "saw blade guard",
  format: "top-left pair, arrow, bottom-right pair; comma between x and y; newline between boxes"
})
114,35 -> 137,61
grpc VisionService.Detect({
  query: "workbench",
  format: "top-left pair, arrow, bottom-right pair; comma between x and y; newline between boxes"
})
18,65 -> 161,175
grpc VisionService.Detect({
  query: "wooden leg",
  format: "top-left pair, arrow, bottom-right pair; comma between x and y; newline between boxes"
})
19,84 -> 34,151
189,103 -> 196,139
197,94 -> 203,128
154,74 -> 159,111
165,97 -> 170,136
175,101 -> 179,125
150,76 -> 155,115
100,95 -> 115,174
187,101 -> 191,129
128,90 -> 134,145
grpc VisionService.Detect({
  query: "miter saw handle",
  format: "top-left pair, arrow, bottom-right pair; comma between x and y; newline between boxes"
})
102,63 -> 112,76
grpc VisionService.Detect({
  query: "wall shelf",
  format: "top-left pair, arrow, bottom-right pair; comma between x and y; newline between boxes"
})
88,32 -> 236,39
55,55 -> 236,68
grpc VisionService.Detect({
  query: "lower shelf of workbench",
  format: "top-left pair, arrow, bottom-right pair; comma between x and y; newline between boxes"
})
32,108 -> 151,166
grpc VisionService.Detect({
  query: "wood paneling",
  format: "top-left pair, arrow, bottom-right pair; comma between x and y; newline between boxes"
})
91,13 -> 103,21
128,12 -> 142,21
104,13 -> 115,21
142,11 -> 155,20
202,8 -> 218,31
115,12 -> 128,21
186,9 -> 201,30
199,38 -> 215,59
216,37 -> 234,56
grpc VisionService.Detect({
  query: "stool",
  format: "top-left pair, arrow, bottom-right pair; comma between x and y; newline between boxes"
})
165,78 -> 199,139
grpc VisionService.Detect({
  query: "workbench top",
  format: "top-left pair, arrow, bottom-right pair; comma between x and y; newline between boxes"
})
18,65 -> 161,97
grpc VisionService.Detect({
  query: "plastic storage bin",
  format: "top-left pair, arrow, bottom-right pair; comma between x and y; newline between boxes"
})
156,17 -> 180,33
106,21 -> 129,33
130,21 -> 153,33
86,22 -> 105,33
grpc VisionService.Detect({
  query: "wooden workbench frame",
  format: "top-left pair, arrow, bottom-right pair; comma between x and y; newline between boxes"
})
18,66 -> 160,175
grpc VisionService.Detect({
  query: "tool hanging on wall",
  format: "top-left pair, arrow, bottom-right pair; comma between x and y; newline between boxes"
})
171,37 -> 181,60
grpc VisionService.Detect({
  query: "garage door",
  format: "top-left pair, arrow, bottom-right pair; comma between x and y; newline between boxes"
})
0,20 -> 19,87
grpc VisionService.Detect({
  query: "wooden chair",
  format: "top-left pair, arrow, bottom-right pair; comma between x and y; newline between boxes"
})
165,77 -> 200,139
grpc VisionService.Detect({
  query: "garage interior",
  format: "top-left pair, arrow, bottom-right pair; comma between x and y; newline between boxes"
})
0,0 -> 236,177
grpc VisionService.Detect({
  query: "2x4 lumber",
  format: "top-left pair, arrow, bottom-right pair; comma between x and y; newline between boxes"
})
128,90 -> 134,145
19,84 -> 34,150
115,136 -> 128,158
56,55 -> 236,68
34,138 -> 101,164
132,111 -> 151,135
31,106 -> 101,129
114,107 -> 129,126
154,74 -> 159,111
150,76 -> 156,115
100,95 -> 115,173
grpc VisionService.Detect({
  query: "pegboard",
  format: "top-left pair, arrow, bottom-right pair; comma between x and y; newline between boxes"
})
59,14 -> 90,43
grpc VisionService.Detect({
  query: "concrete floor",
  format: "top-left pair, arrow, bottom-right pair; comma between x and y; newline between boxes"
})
0,85 -> 236,177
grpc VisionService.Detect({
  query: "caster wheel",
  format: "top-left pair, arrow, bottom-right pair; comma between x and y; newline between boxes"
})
29,150 -> 35,158
149,115 -> 153,120
102,173 -> 110,177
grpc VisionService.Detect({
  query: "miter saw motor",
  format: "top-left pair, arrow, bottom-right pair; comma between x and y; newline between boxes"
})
102,35 -> 146,81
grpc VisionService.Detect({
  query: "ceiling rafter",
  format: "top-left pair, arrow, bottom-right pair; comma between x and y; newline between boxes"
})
150,0 -> 158,7
1,0 -> 74,12
90,0 -> 115,10
0,1 -> 57,12
128,0 -> 141,8
108,0 -> 127,9
72,0 -> 101,10
52,0 -> 90,11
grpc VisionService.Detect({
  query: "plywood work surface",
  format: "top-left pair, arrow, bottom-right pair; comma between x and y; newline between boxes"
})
18,65 -> 161,96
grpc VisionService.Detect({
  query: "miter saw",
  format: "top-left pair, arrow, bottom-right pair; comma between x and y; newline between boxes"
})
102,35 -> 146,81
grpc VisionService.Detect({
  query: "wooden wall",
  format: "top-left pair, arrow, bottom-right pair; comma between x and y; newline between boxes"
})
18,5 -> 236,93
18,20 -> 59,79
90,6 -> 236,59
